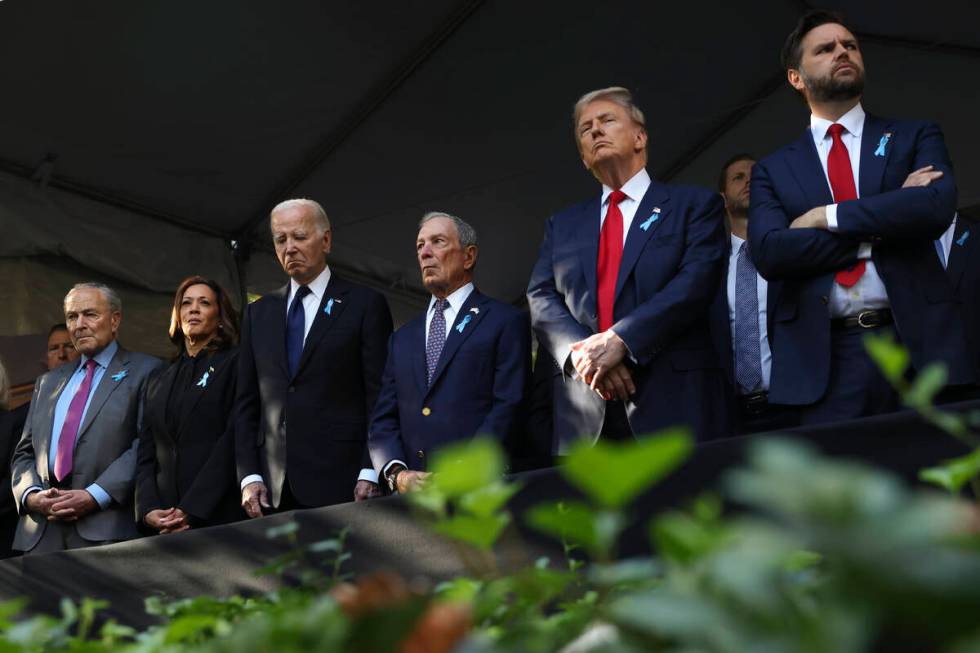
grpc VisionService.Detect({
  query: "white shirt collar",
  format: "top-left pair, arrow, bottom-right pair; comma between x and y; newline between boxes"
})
810,102 -> 865,144
601,167 -> 651,206
290,264 -> 331,303
730,233 -> 746,251
80,339 -> 118,372
429,281 -> 474,314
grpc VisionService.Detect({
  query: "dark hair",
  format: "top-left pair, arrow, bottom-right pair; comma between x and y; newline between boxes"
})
47,323 -> 68,338
718,153 -> 756,192
781,10 -> 852,71
168,276 -> 239,357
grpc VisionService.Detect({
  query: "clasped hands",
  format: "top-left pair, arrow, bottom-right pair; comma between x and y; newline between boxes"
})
145,507 -> 191,534
789,166 -> 943,230
26,487 -> 97,522
570,330 -> 635,401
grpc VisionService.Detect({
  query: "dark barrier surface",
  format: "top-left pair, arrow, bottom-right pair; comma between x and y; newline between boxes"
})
0,402 -> 974,628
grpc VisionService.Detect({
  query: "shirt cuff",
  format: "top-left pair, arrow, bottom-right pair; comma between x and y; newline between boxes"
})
358,468 -> 379,483
857,242 -> 872,259
825,204 -> 839,231
21,486 -> 41,510
86,484 -> 112,510
382,459 -> 408,478
240,474 -> 264,491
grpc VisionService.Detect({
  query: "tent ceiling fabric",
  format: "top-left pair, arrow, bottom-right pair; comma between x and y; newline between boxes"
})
1,0 -> 978,337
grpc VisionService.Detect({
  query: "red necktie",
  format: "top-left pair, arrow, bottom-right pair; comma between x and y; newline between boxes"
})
54,359 -> 97,481
827,123 -> 865,287
597,189 -> 627,332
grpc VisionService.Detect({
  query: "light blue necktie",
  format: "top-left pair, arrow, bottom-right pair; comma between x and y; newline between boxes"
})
734,242 -> 763,394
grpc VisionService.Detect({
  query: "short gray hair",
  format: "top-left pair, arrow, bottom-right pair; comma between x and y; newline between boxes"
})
572,86 -> 647,137
418,211 -> 478,248
270,198 -> 331,234
0,358 -> 9,410
66,282 -> 122,314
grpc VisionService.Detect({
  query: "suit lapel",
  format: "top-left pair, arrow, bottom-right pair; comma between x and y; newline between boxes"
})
176,349 -> 231,440
859,114 -> 890,199
577,196 -> 602,308
427,289 -> 490,393
947,218 -> 973,290
786,128 -> 834,210
38,364 -> 75,473
615,181 -> 670,300
77,347 -> 128,441
295,275 -> 351,377
410,314 -> 428,395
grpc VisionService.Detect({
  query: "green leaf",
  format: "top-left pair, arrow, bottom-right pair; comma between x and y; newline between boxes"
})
562,428 -> 693,508
864,332 -> 909,383
905,363 -> 948,408
308,538 -> 343,553
458,480 -> 522,518
526,501 -> 598,554
163,614 -> 219,644
430,437 -> 505,496
435,577 -> 483,602
920,447 -> 980,494
784,549 -> 822,573
266,522 -> 299,539
433,513 -> 510,549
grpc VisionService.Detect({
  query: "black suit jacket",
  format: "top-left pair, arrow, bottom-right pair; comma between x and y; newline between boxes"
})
947,216 -> 980,381
235,274 -> 393,508
136,347 -> 243,527
0,403 -> 28,557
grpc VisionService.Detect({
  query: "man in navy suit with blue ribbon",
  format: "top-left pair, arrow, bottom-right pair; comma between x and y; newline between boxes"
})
370,212 -> 530,493
749,11 -> 974,423
527,87 -> 729,450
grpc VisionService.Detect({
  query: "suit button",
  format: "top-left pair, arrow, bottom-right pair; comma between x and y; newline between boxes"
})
821,296 -> 829,305
288,386 -> 295,393
422,407 -> 431,416
417,450 -> 425,459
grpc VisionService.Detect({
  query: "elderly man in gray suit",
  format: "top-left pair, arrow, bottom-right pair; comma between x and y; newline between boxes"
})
11,282 -> 161,553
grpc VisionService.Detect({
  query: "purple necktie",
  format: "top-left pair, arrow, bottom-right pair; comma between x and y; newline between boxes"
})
54,359 -> 97,481
426,299 -> 448,384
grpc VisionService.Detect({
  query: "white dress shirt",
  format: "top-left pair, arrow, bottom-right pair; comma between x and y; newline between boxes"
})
727,234 -> 772,392
242,263 -> 377,490
810,103 -> 890,317
425,282 -> 475,342
937,214 -> 958,268
600,167 -> 652,245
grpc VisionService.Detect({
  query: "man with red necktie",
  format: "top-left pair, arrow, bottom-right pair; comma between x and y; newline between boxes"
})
748,10 -> 974,424
527,87 -> 729,452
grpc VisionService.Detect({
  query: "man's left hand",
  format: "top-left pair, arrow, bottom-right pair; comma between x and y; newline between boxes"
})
790,206 -> 828,230
353,480 -> 382,502
48,490 -> 98,522
570,330 -> 628,385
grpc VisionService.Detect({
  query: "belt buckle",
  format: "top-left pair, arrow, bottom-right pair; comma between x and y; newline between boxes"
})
856,310 -> 877,328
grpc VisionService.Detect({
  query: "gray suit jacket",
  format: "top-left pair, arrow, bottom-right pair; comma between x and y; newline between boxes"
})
10,345 -> 161,551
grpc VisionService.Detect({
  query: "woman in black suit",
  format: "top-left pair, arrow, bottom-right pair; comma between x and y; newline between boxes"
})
137,276 -> 244,533
0,359 -> 27,557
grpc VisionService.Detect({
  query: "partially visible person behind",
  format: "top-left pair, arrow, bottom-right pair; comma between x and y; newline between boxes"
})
0,359 -> 23,558
46,323 -> 79,371
710,154 -> 800,434
369,212 -> 531,494
938,213 -> 980,399
136,276 -> 245,534
11,283 -> 162,553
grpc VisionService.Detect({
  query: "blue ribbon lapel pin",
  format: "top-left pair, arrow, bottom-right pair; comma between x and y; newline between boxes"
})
455,314 -> 473,333
640,208 -> 662,232
111,370 -> 128,382
324,297 -> 342,315
874,133 -> 892,157
196,371 -> 210,388
957,230 -> 970,247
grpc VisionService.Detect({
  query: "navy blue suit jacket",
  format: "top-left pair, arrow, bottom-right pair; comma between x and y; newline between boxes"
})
235,275 -> 392,508
527,177 -> 729,450
748,115 -> 972,405
368,288 -> 531,471
947,216 -> 980,381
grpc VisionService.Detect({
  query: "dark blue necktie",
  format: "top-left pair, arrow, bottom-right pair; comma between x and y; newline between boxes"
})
734,242 -> 763,394
286,285 -> 311,377
934,239 -> 947,269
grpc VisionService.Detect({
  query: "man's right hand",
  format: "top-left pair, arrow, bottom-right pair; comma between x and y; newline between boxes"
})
396,470 -> 431,494
25,488 -> 62,518
241,481 -> 271,519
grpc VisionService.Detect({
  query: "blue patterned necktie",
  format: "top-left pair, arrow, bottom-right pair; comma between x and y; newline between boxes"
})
734,242 -> 763,394
286,285 -> 311,377
934,239 -> 947,269
426,298 -> 448,384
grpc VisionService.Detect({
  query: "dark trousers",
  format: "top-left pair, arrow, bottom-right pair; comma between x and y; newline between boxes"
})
600,401 -> 634,441
735,394 -> 801,435
275,475 -> 315,512
800,325 -> 899,426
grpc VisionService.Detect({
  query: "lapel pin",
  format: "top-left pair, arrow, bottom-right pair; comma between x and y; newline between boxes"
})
470,307 -> 479,315
324,298 -> 335,315
455,314 -> 473,333
640,207 -> 662,232
111,370 -> 128,382
196,371 -> 210,388
874,133 -> 892,157
957,230 -> 970,247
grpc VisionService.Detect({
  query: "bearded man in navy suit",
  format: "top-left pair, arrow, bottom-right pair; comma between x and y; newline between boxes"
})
748,10 -> 974,424
527,87 -> 729,451
370,212 -> 530,493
